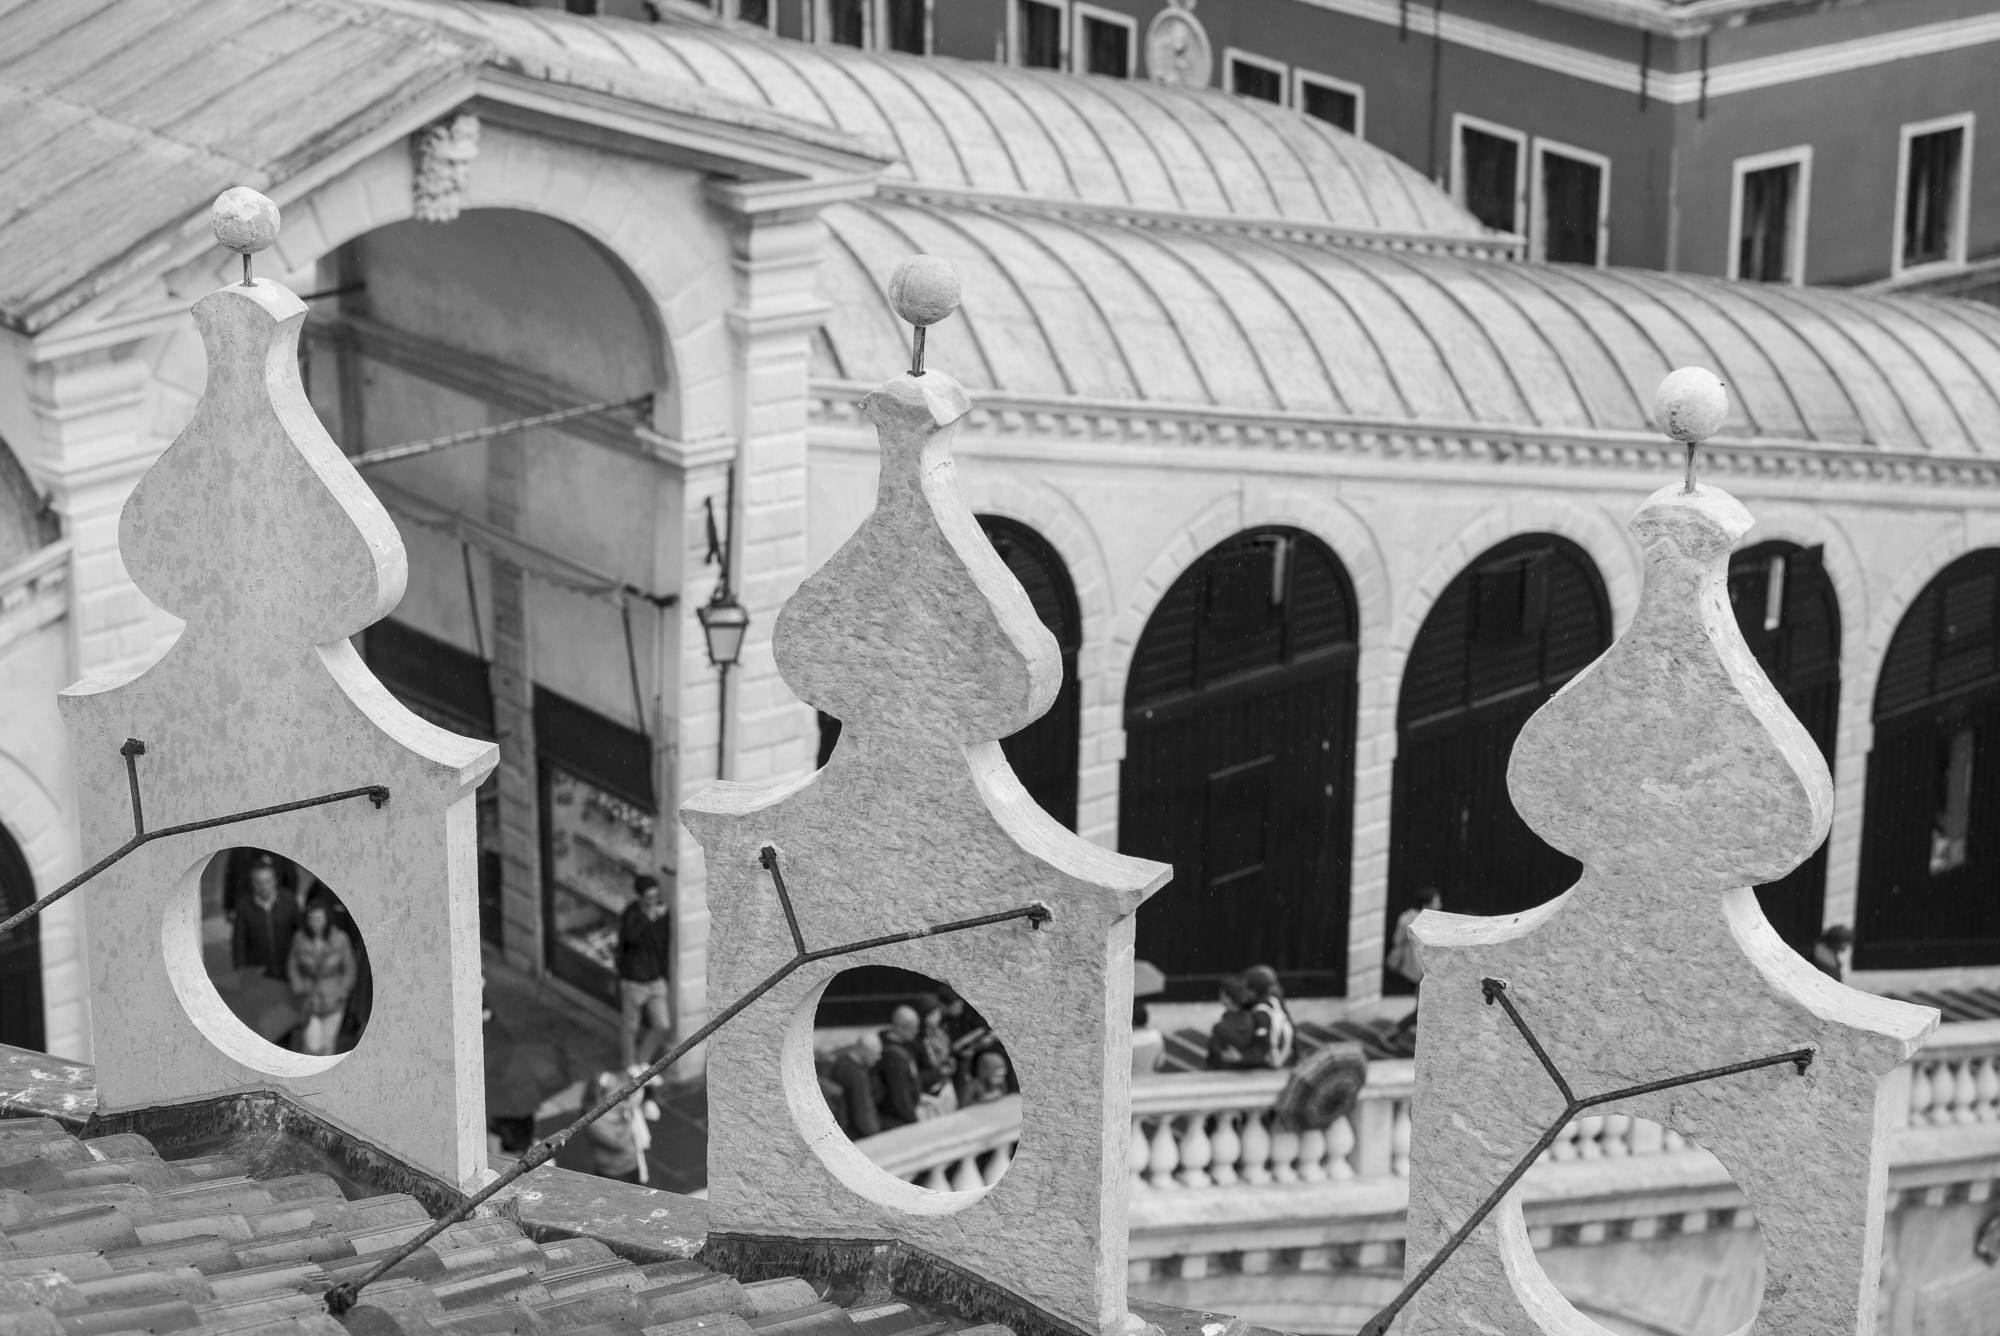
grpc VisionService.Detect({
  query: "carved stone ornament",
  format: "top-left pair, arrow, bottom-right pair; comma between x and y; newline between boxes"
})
59,191 -> 498,1187
1394,417 -> 1939,1333
412,112 -> 481,224
683,259 -> 1170,1336
1144,0 -> 1211,88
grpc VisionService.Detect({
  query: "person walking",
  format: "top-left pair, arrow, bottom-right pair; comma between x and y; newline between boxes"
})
615,875 -> 674,1085
1243,964 -> 1297,1069
287,893 -> 357,1057
231,857 -> 298,980
583,1070 -> 650,1184
878,1005 -> 928,1128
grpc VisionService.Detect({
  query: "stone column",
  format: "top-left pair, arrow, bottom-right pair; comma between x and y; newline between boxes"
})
487,428 -> 541,976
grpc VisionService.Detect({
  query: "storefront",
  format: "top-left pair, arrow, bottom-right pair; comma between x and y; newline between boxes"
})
535,687 -> 660,1007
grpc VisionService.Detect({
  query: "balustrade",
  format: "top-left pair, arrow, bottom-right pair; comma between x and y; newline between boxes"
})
853,1020 -> 2000,1194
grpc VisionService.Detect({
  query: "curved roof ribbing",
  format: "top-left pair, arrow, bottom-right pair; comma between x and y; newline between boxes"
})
405,1 -> 1490,240
813,197 -> 2000,454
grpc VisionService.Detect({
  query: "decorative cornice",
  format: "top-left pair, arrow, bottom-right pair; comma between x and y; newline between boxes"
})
871,182 -> 1523,260
808,380 -> 2000,493
0,540 -> 71,656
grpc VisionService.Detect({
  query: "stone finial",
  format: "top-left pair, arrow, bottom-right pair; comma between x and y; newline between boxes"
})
58,189 -> 497,1187
1652,365 -> 1728,493
684,259 -> 1169,1336
211,186 -> 279,285
1391,374 -> 1937,1336
886,255 -> 959,376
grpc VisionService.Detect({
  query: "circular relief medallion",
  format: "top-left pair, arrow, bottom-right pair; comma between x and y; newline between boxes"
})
1145,0 -> 1212,88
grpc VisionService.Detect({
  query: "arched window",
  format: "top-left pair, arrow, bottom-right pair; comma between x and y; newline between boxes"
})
1728,542 -> 1839,952
1858,550 -> 2000,969
0,819 -> 43,1052
1120,528 -> 1358,999
1387,534 -> 1610,969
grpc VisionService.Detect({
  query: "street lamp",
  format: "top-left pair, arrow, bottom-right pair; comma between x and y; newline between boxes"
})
697,589 -> 749,670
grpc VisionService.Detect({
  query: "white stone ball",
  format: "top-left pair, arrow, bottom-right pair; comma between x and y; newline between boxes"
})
212,187 -> 280,255
887,255 -> 960,328
1652,367 -> 1728,443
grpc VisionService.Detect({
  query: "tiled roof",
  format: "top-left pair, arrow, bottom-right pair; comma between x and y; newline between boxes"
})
814,196 -> 2000,454
0,1117 -> 996,1336
385,1 -> 1490,242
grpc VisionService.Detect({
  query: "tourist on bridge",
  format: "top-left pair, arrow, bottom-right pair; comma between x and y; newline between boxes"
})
287,893 -> 358,1057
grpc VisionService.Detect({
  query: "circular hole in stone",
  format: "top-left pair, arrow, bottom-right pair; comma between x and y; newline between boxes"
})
1532,1120 -> 1763,1336
811,966 -> 1018,1193
189,847 -> 374,1060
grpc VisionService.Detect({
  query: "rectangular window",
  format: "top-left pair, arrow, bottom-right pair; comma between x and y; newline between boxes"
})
1296,71 -> 1363,136
1226,50 -> 1286,104
1075,4 -> 1133,77
828,0 -> 867,46
738,0 -> 770,23
1899,115 -> 1973,271
1453,116 -> 1525,235
884,0 -> 925,53
1729,147 -> 1811,284
563,0 -> 598,12
1019,0 -> 1063,68
1534,139 -> 1609,266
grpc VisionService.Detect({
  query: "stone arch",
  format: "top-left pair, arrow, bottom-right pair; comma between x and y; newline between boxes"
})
1379,493 -> 1638,736
1736,506 -> 1869,938
1849,518 -> 1990,733
0,747 -> 83,1059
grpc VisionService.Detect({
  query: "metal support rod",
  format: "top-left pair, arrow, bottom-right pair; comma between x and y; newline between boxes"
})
1356,979 -> 1812,1336
349,395 -> 652,469
325,848 -> 1050,1316
0,750 -> 388,939
911,325 -> 928,377
1684,440 -> 1699,494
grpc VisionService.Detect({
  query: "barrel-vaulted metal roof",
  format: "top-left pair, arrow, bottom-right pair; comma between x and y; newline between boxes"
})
396,1 -> 1491,241
813,196 -> 2000,454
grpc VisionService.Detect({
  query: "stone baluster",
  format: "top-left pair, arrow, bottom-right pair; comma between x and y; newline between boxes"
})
1663,1127 -> 1688,1153
1576,1113 -> 1606,1158
1628,1116 -> 1665,1156
1147,1116 -> 1181,1190
1548,1119 -> 1582,1162
1239,1109 -> 1274,1185
921,1165 -> 948,1191
1601,1113 -> 1632,1157
1297,1126 -> 1329,1182
1908,1061 -> 1935,1126
1269,1123 -> 1301,1183
985,1140 -> 1014,1185
1328,1115 -> 1357,1179
1979,1058 -> 2000,1121
1208,1111 -> 1242,1187
1954,1060 -> 1982,1126
1130,1117 -> 1150,1188
950,1154 -> 983,1193
1390,1102 -> 1411,1177
1176,1114 -> 1214,1188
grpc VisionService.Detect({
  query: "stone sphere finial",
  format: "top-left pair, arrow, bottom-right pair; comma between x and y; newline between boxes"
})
1653,366 -> 1728,493
212,187 -> 279,287
1653,366 -> 1728,443
887,255 -> 960,329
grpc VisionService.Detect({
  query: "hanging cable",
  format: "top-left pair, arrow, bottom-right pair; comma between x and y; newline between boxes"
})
460,542 -> 486,663
348,395 -> 652,470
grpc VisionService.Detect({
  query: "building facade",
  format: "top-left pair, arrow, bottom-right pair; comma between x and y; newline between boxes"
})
6,0 -> 2000,1055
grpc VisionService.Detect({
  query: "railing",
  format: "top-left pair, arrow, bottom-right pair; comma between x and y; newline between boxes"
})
858,1020 -> 2000,1193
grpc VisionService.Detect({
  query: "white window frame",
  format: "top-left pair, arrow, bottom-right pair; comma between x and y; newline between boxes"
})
1222,47 -> 1289,105
1450,113 -> 1527,237
1726,145 -> 1812,284
1072,1 -> 1135,77
1009,0 -> 1069,68
1892,112 -> 1976,277
1531,136 -> 1611,267
810,0 -> 871,46
1293,68 -> 1365,139
871,0 -> 932,53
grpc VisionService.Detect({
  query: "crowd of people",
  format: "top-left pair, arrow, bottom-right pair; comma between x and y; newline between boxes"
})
816,985 -> 1016,1140
220,851 -> 371,1056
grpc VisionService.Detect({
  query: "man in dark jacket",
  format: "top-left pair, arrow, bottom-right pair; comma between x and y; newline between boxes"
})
615,875 -> 674,1072
231,858 -> 298,980
877,1005 -> 927,1128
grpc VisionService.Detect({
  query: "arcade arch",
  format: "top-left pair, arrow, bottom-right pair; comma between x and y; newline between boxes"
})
1857,549 -> 2000,970
1727,541 -> 1841,954
1120,527 -> 1359,1000
1385,534 -> 1611,975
